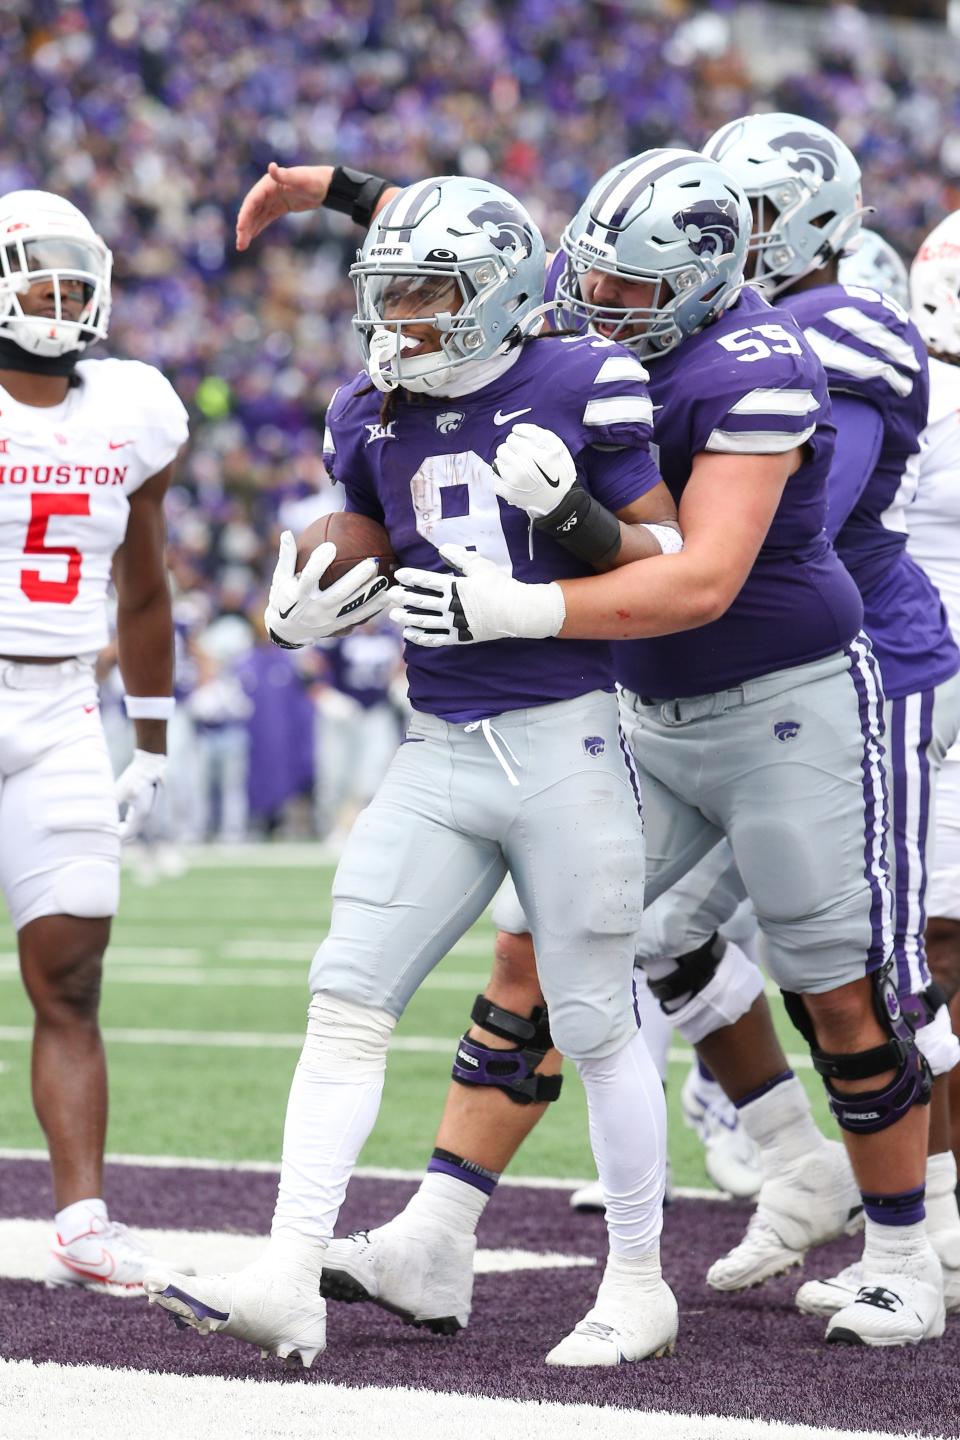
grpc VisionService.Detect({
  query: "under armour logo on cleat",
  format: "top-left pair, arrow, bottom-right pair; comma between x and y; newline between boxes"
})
856,1286 -> 901,1312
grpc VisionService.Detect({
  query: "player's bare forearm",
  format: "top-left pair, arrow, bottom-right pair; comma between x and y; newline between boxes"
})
236,162 -> 401,250
115,589 -> 173,754
607,517 -> 682,571
557,549 -> 723,639
113,465 -> 176,753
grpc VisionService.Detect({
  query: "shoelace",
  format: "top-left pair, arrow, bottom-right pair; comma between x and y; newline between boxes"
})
464,718 -> 521,787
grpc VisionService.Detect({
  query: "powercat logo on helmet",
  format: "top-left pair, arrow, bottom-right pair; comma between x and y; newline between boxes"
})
672,199 -> 741,258
450,201 -> 535,259
769,131 -> 838,183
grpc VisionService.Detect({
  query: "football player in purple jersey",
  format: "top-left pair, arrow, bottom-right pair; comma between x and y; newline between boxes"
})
144,175 -> 688,1369
700,113 -> 960,1340
239,148 -> 941,1347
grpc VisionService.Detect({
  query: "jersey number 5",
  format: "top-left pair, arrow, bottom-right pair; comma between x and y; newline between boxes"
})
21,493 -> 89,604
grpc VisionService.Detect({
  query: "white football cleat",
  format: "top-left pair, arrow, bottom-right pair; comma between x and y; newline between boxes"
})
826,1245 -> 945,1347
46,1217 -> 193,1290
569,1180 -> 605,1212
707,1140 -> 862,1291
144,1253 -> 327,1368
796,1260 -> 863,1317
321,1224 -> 474,1333
681,1064 -> 762,1199
545,1254 -> 678,1366
798,1251 -> 960,1318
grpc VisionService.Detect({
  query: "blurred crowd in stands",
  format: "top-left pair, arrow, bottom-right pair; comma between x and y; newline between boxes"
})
5,0 -> 960,838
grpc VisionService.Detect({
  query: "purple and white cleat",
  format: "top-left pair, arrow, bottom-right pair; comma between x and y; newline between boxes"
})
144,1239 -> 327,1368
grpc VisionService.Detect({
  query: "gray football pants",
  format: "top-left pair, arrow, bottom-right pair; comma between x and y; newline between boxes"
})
622,641 -> 893,995
635,667 -> 960,999
310,690 -> 646,1061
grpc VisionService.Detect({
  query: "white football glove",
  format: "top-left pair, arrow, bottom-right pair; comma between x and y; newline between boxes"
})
492,422 -> 578,518
388,543 -> 566,648
115,749 -> 167,842
264,530 -> 391,648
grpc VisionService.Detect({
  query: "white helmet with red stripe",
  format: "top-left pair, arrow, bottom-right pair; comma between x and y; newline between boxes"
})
911,211 -> 960,357
0,190 -> 112,358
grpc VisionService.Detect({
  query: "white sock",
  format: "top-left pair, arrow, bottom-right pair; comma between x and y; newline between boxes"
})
736,1074 -> 823,1169
576,1027 -> 667,1258
400,1171 -> 489,1238
271,995 -> 395,1245
926,1151 -> 960,1266
601,1245 -> 663,1290
863,1215 -> 931,1273
632,971 -> 673,1082
55,1198 -> 107,1243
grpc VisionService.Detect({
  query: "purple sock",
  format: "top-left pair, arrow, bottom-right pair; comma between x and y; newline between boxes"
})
734,1069 -> 795,1110
427,1147 -> 500,1197
862,1186 -> 926,1227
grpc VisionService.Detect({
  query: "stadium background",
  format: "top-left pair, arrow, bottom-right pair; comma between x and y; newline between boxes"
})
3,5 -> 960,1436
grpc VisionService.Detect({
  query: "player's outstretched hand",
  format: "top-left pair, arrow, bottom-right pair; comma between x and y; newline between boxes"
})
388,543 -> 566,647
492,423 -> 578,518
115,749 -> 168,842
236,163 -> 335,251
264,530 -> 391,648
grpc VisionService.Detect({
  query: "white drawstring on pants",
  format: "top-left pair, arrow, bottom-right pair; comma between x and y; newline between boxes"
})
465,717 -> 522,787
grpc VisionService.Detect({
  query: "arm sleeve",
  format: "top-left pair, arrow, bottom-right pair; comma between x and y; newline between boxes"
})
824,393 -> 885,541
580,443 -> 664,512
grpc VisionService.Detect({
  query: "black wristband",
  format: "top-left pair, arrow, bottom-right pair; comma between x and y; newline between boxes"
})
533,484 -> 622,568
323,166 -> 393,227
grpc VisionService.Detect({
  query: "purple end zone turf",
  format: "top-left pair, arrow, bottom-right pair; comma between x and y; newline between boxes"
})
1,1158 -> 956,1436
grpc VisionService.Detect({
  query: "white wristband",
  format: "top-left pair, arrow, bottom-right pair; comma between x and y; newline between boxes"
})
123,694 -> 176,720
640,523 -> 683,555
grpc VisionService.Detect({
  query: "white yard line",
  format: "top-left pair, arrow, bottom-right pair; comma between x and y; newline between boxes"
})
0,1218 -> 595,1287
0,1020 -> 812,1070
0,1359 -> 936,1440
0,1145 -> 722,1200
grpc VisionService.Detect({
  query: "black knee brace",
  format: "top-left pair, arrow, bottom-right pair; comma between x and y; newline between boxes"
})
646,932 -> 726,1015
782,965 -> 932,1135
451,994 -> 563,1105
900,980 -> 948,1031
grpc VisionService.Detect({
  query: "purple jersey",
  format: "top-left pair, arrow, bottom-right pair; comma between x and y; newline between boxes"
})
321,626 -> 400,709
324,338 -> 661,722
610,287 -> 864,697
781,284 -> 959,699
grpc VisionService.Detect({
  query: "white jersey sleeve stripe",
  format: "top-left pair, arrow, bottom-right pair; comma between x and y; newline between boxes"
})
728,388 -> 819,417
592,356 -> 651,385
823,306 -> 922,373
582,396 -> 653,427
705,424 -> 816,455
323,425 -> 335,456
804,327 -> 915,399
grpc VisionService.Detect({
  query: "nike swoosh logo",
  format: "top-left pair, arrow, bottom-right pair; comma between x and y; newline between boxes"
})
277,603 -> 296,620
493,407 -> 532,425
109,440 -> 134,450
535,461 -> 560,488
54,1246 -> 116,1281
83,704 -> 97,713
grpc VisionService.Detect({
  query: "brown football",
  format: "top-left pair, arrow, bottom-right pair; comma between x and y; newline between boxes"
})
295,512 -> 397,589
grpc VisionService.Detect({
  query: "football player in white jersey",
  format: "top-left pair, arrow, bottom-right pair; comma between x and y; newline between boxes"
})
0,190 -> 188,1286
908,212 -> 960,1175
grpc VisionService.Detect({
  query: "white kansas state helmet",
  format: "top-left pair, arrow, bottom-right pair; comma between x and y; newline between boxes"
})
555,148 -> 751,360
351,175 -> 546,393
703,113 -> 866,295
